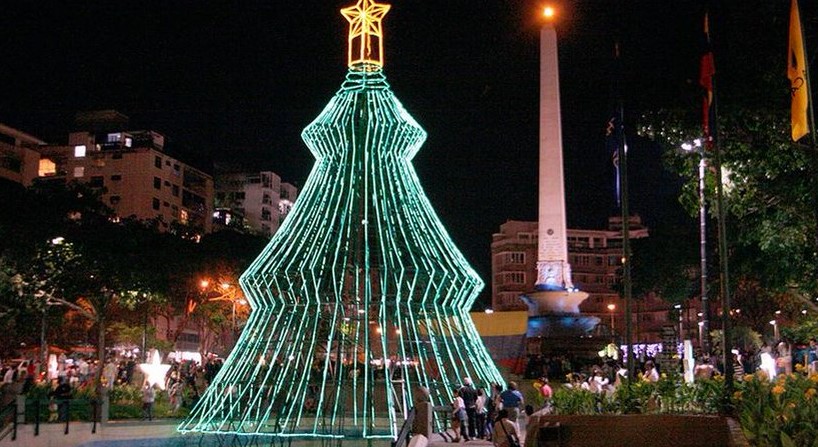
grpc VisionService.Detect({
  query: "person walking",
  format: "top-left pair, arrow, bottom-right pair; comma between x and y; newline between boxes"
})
459,377 -> 478,439
498,382 -> 524,430
475,388 -> 488,439
142,383 -> 156,421
808,338 -> 818,374
537,377 -> 553,412
451,388 -> 470,442
50,377 -> 72,422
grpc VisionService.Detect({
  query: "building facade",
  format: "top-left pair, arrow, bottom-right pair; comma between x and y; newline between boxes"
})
0,123 -> 46,187
214,171 -> 298,237
35,112 -> 214,235
491,216 -> 691,343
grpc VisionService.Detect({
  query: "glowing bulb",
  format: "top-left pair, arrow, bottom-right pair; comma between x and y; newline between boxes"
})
543,6 -> 555,19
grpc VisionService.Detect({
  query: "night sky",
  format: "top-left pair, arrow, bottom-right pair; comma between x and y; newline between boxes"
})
1,1 -> 723,304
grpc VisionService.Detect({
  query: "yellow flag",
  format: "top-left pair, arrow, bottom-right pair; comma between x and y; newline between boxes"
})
789,0 -> 809,141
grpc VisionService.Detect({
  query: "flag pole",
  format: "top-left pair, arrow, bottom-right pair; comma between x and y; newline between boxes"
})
702,1 -> 734,412
794,0 -> 818,275
609,0 -> 634,381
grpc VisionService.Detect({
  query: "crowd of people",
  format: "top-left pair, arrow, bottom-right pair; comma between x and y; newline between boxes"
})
3,338 -> 817,432
449,338 -> 818,446
0,352 -> 226,421
448,377 -> 526,446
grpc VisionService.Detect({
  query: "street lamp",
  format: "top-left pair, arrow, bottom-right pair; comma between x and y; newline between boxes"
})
607,303 -> 616,332
681,138 -> 710,356
673,303 -> 684,345
770,319 -> 779,341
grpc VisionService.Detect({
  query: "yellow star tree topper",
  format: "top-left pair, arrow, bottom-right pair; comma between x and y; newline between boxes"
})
341,0 -> 390,70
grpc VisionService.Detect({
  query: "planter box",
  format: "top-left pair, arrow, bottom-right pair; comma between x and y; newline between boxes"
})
526,414 -> 748,447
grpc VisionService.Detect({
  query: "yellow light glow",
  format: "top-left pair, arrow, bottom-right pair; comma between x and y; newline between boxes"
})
341,0 -> 391,70
543,6 -> 555,20
38,158 -> 56,177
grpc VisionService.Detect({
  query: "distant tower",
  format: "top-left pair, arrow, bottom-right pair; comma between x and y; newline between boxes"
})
522,6 -> 593,330
536,8 -> 573,294
179,0 -> 503,440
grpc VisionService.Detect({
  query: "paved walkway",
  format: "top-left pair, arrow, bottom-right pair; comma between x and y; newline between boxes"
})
0,419 -> 182,447
427,421 -> 527,447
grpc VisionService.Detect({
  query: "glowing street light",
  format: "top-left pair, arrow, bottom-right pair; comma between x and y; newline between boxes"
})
543,5 -> 556,20
770,319 -> 779,340
607,303 -> 616,331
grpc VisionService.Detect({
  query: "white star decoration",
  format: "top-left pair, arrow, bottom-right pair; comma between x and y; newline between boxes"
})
140,349 -> 171,390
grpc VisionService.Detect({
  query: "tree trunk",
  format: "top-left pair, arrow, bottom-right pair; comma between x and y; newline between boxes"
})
95,315 -> 106,398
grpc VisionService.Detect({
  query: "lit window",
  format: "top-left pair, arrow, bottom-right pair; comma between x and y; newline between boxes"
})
38,159 -> 56,176
180,209 -> 189,224
107,133 -> 121,143
278,199 -> 293,215
124,137 -> 133,148
73,166 -> 85,177
505,252 -> 525,264
74,145 -> 87,158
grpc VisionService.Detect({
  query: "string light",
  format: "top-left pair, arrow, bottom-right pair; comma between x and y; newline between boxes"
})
179,1 -> 503,440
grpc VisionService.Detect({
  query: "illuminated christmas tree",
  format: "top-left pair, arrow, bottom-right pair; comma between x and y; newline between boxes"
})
179,0 -> 503,440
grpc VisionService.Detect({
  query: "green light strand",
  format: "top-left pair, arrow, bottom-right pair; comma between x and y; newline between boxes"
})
179,69 -> 504,440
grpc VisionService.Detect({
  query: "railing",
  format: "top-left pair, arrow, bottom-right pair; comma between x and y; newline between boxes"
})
27,398 -> 99,437
0,401 -> 17,441
432,405 -> 452,434
391,407 -> 416,447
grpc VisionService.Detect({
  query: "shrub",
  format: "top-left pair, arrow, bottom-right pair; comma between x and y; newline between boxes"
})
734,370 -> 818,447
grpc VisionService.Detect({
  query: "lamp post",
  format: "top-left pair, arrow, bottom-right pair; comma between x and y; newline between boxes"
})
674,303 -> 683,346
607,303 -> 616,332
681,138 -> 710,356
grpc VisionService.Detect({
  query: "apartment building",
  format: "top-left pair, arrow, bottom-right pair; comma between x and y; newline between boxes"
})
36,111 -> 214,235
214,170 -> 298,237
0,123 -> 46,187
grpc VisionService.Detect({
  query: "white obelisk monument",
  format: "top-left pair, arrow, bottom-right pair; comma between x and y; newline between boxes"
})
523,7 -> 590,318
